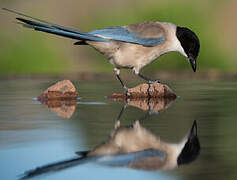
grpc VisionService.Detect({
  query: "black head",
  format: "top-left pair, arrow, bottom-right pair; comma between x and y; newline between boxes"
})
176,26 -> 200,72
177,120 -> 200,165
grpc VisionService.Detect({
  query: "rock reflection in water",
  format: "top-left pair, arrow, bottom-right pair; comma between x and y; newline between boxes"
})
114,97 -> 176,121
127,97 -> 175,113
39,100 -> 77,119
21,119 -> 200,179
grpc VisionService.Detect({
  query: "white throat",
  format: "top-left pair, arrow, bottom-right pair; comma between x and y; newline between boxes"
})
171,35 -> 187,58
166,23 -> 188,58
164,137 -> 187,170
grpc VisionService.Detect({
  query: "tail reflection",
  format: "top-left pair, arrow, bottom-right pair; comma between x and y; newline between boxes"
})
21,120 -> 200,179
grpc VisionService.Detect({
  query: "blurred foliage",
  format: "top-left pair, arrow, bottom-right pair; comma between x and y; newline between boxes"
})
0,32 -> 69,74
0,0 -> 236,75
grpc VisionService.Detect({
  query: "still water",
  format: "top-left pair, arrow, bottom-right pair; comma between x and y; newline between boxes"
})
0,78 -> 237,180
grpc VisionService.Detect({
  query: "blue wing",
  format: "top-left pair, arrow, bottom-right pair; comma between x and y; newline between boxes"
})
89,26 -> 165,47
4,8 -> 164,46
20,149 -> 165,178
96,149 -> 166,167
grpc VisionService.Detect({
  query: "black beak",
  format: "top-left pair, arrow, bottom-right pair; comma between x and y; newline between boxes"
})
177,120 -> 200,165
189,120 -> 198,140
189,57 -> 196,72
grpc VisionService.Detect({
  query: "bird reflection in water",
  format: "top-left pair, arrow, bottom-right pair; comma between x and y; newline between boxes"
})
21,97 -> 200,179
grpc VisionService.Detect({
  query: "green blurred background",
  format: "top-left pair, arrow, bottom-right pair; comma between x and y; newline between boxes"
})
0,0 -> 236,75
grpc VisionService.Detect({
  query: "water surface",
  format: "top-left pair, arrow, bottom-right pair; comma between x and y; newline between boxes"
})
0,78 -> 237,180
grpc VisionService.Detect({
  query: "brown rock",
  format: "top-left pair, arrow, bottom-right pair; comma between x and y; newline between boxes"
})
109,82 -> 176,99
38,80 -> 78,100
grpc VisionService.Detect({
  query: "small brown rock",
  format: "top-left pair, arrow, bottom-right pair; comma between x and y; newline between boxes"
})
38,80 -> 78,100
109,82 -> 176,99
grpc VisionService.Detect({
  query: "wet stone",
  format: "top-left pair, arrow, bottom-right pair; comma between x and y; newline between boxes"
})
38,80 -> 78,100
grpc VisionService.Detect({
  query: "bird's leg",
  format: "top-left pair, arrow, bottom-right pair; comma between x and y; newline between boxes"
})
114,68 -> 130,97
138,95 -> 159,121
132,67 -> 161,84
114,103 -> 128,130
133,67 -> 160,95
138,73 -> 161,84
116,103 -> 128,121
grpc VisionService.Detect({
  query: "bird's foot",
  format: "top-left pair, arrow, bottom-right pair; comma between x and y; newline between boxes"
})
147,80 -> 160,98
124,87 -> 130,99
148,79 -> 161,84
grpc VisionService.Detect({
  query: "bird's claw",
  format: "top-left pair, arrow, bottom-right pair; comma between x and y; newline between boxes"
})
148,79 -> 161,84
124,87 -> 130,98
126,89 -> 130,98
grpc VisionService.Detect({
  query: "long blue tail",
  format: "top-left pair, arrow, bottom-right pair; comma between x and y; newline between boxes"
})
2,8 -> 108,43
20,155 -> 94,179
